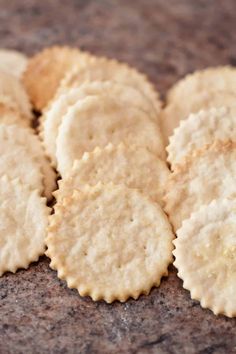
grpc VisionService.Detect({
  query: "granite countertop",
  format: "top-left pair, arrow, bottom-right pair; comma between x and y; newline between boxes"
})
1,1 -> 236,353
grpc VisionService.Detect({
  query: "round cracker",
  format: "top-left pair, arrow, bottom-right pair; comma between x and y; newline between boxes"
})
56,95 -> 165,177
46,183 -> 174,303
0,69 -> 32,120
41,81 -> 160,165
162,89 -> 236,144
174,198 -> 236,317
23,46 -> 92,111
59,56 -> 162,116
167,106 -> 236,168
0,175 -> 50,276
164,140 -> 236,231
0,94 -> 30,128
55,142 -> 170,206
167,66 -> 236,105
0,49 -> 28,79
0,124 -> 56,199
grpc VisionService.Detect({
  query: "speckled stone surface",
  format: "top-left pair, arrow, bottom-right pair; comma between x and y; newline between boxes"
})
0,1 -> 236,353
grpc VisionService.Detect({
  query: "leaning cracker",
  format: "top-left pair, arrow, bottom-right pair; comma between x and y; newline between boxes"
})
0,70 -> 32,120
55,142 -> 170,206
174,198 -> 236,317
162,89 -> 236,144
0,175 -> 50,276
46,183 -> 174,303
167,66 -> 236,105
41,81 -> 160,165
0,48 -> 28,79
167,106 -> 236,168
0,94 -> 30,127
164,140 -> 236,231
56,95 -> 165,177
0,124 -> 56,199
59,56 -> 162,117
23,46 -> 92,111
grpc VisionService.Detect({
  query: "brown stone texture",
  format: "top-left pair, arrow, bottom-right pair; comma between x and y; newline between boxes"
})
0,1 -> 236,353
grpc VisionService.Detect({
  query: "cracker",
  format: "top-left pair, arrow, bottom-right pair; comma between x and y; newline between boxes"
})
59,56 -> 162,117
167,106 -> 236,168
0,124 -> 56,199
23,46 -> 92,111
167,66 -> 236,105
162,89 -> 236,144
56,95 -> 165,177
0,94 -> 30,128
55,142 -> 170,206
46,183 -> 174,303
0,175 -> 50,276
0,70 -> 32,120
164,140 -> 236,231
23,129 -> 57,200
41,81 -> 160,165
174,198 -> 236,317
0,125 -> 44,192
0,49 -> 28,79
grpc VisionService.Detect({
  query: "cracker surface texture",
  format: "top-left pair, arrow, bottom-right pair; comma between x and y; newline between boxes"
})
60,56 -> 161,116
174,199 -> 236,317
0,176 -> 49,276
162,89 -> 236,144
167,66 -> 236,105
23,46 -> 92,111
0,124 -> 56,199
0,124 -> 44,193
46,183 -> 174,303
167,106 -> 236,168
56,143 -> 169,206
42,81 -> 159,165
0,94 -> 30,127
0,69 -> 32,119
0,49 -> 28,78
56,95 -> 165,177
164,140 -> 236,231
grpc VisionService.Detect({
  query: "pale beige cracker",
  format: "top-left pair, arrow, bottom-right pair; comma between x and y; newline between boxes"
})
41,81 -> 159,165
0,124 -> 56,199
0,94 -> 30,128
167,66 -> 236,105
0,49 -> 28,79
0,69 -> 32,120
167,106 -> 236,168
0,175 -> 50,276
56,95 -> 165,177
174,198 -> 236,317
162,89 -> 236,144
164,140 -> 236,231
0,124 -> 44,193
46,183 -> 174,303
55,142 -> 170,206
59,56 -> 162,117
23,46 -> 93,111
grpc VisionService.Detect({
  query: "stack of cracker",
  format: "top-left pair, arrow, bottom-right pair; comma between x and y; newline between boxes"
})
0,49 -> 56,277
163,67 -> 236,317
22,46 -> 174,303
1,45 -> 235,315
